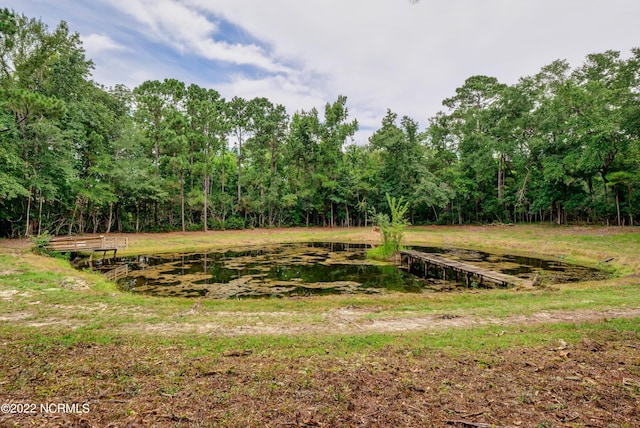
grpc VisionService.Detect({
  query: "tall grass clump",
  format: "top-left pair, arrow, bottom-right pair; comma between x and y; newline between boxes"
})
368,193 -> 409,260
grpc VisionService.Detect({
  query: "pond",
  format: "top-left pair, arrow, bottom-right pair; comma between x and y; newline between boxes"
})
81,242 -> 607,299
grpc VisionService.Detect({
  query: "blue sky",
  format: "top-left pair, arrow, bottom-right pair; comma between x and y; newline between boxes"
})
6,0 -> 640,143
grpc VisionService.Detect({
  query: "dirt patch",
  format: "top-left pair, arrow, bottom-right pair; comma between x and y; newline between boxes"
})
0,239 -> 31,250
375,307 -> 640,335
0,310 -> 81,328
59,277 -> 90,291
0,289 -> 34,301
0,311 -> 32,322
0,290 -> 19,300
0,329 -> 638,427
127,307 -> 640,337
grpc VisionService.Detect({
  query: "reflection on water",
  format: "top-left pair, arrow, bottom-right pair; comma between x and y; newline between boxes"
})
82,242 -> 608,299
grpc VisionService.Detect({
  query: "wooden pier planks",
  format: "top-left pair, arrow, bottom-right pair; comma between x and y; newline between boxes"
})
47,235 -> 128,260
399,250 -> 533,288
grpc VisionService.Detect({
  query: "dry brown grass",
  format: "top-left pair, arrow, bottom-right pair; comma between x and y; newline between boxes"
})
1,225 -> 639,427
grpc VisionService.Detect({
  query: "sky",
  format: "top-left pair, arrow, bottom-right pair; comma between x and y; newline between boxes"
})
5,0 -> 640,143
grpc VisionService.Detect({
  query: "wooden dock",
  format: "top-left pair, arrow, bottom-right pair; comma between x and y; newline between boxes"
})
47,235 -> 128,260
400,250 -> 533,288
103,264 -> 129,282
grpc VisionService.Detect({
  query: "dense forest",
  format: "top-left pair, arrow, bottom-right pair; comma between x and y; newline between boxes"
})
1,9 -> 639,238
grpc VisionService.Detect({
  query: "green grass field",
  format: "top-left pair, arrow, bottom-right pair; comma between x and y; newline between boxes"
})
1,225 -> 639,426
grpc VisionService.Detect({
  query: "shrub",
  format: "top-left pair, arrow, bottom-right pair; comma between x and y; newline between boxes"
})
225,216 -> 246,230
368,193 -> 409,261
29,231 -> 52,254
29,232 -> 70,260
208,219 -> 225,230
186,223 -> 203,232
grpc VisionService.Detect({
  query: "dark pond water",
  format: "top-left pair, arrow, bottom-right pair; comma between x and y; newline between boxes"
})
82,242 -> 608,299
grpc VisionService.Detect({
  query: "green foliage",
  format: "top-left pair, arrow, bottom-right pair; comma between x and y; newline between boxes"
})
207,216 -> 245,231
186,223 -> 203,232
208,218 -> 225,231
384,193 -> 410,251
368,193 -> 410,260
29,231 -> 52,253
367,241 -> 396,260
1,8 -> 640,234
225,216 -> 246,230
28,232 -> 70,259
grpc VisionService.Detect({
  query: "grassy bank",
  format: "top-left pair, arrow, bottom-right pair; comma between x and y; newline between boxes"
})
1,225 -> 639,426
1,224 -> 638,348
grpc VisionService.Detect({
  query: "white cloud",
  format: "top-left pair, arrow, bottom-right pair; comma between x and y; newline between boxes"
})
217,74 -> 325,112
81,33 -> 126,56
106,0 -> 290,73
88,56 -> 163,89
186,0 -> 640,125
8,0 -> 640,134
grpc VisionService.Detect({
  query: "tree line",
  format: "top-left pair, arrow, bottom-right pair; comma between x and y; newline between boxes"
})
1,9 -> 639,237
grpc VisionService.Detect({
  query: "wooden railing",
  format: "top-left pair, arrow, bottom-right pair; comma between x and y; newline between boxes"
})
103,264 -> 129,281
47,235 -> 128,252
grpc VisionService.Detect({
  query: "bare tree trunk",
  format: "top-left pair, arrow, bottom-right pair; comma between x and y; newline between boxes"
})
203,174 -> 209,232
69,198 -> 78,235
92,207 -> 99,233
221,144 -> 227,224
497,154 -> 504,201
260,184 -> 265,227
628,185 -> 634,226
615,189 -> 621,226
37,191 -> 44,236
116,204 -> 122,233
237,131 -> 243,208
106,202 -> 113,233
79,202 -> 85,234
136,203 -> 140,233
180,171 -> 185,232
330,202 -> 334,228
153,116 -> 160,168
345,203 -> 349,228
24,187 -> 32,237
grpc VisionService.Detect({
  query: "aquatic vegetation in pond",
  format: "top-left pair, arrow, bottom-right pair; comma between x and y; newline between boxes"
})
89,243 -> 425,299
83,242 -> 608,299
